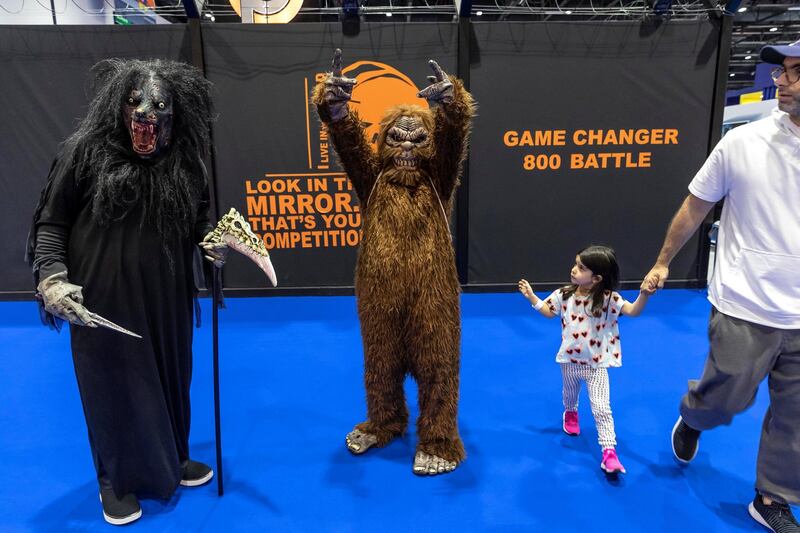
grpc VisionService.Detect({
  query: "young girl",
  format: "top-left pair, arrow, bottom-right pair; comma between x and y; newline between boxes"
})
518,245 -> 652,474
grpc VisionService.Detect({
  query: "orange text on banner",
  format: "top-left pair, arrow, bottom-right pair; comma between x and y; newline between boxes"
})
244,173 -> 362,250
503,128 -> 680,172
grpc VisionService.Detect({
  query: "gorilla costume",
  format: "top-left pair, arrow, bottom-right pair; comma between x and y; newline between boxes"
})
314,50 -> 475,475
28,59 -> 221,523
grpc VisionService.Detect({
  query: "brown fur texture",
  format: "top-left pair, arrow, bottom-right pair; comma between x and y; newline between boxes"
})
314,77 -> 475,463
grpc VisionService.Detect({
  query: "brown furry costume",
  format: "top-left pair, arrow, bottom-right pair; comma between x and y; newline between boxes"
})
314,72 -> 475,464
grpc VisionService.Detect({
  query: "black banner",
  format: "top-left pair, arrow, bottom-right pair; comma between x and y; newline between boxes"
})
0,25 -> 192,295
466,21 -> 720,287
202,23 -> 458,290
0,21 -> 723,297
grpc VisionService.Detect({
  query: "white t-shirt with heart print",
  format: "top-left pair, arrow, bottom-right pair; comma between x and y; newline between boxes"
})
543,289 -> 628,369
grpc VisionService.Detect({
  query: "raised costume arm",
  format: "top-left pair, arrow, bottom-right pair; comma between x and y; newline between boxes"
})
312,49 -> 380,203
418,60 -> 476,201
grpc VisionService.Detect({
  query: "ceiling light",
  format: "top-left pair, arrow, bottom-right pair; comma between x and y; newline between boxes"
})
729,73 -> 735,77
737,6 -> 746,12
476,10 -> 482,15
769,27 -> 778,32
745,55 -> 752,59
565,10 -> 572,14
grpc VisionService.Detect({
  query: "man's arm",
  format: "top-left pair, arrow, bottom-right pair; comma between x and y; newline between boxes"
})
643,193 -> 716,290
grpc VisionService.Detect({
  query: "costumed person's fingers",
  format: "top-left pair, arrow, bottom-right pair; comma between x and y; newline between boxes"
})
417,80 -> 453,101
325,85 -> 353,101
331,48 -> 343,77
66,286 -> 85,305
203,242 -> 228,252
326,75 -> 357,88
66,298 -> 95,327
428,59 -> 447,81
417,85 -> 433,99
61,309 -> 81,325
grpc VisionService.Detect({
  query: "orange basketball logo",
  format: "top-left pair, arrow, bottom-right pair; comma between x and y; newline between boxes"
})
341,61 -> 430,150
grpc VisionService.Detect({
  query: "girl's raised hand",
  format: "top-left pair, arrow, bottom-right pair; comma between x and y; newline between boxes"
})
518,279 -> 533,298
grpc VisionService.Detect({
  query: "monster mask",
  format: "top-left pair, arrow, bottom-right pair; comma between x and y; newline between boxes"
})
383,114 -> 432,171
123,74 -> 174,158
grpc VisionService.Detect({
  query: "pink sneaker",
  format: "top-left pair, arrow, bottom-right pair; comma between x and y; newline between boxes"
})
562,410 -> 580,436
601,448 -> 626,474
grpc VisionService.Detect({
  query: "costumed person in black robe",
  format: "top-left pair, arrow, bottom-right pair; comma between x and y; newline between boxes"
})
28,59 -> 228,525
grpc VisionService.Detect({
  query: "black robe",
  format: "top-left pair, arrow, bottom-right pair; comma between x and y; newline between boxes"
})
30,150 -> 212,499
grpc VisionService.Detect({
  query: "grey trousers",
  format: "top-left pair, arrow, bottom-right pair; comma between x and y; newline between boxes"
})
680,307 -> 800,505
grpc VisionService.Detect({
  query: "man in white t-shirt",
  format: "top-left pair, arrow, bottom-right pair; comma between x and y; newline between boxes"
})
643,39 -> 800,532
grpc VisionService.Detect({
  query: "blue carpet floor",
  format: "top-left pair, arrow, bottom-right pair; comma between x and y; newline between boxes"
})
0,289 -> 786,531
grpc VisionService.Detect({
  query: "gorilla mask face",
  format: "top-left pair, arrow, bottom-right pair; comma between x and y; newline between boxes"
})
384,115 -> 430,171
122,74 -> 173,158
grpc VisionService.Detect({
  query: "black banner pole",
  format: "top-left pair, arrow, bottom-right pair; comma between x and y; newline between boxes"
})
697,13 -> 734,284
212,267 -> 224,496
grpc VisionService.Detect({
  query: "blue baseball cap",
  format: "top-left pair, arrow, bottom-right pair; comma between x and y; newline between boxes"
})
761,38 -> 800,65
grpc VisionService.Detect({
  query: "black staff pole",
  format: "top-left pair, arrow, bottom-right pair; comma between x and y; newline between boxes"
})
211,267 -> 224,496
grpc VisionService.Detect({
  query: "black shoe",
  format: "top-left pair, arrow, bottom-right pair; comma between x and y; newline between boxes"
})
671,416 -> 701,464
181,459 -> 214,487
99,488 -> 142,526
748,493 -> 800,532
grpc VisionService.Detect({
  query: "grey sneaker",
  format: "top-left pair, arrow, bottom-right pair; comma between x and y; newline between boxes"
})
748,493 -> 800,532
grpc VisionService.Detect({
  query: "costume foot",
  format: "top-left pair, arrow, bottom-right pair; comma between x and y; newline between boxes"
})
346,429 -> 378,454
99,488 -> 142,526
413,451 -> 457,476
181,459 -> 214,487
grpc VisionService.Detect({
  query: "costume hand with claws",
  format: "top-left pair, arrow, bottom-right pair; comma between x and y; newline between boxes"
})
317,49 -> 357,123
200,208 -> 277,286
314,50 -> 475,476
38,271 -> 96,327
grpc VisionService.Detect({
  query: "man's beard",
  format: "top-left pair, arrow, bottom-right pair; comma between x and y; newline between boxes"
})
778,93 -> 800,118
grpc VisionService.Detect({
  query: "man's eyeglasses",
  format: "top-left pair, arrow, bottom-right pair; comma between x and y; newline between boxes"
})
770,66 -> 800,84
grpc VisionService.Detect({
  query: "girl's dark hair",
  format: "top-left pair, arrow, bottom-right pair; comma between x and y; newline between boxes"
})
560,245 -> 620,317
